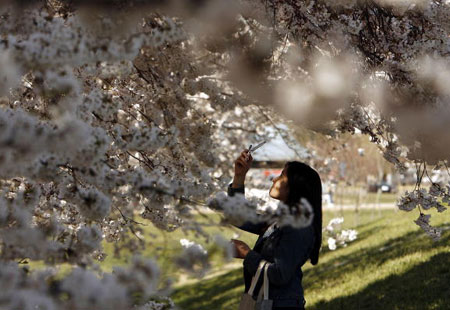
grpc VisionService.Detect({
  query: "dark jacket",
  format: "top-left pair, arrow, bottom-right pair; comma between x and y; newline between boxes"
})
228,183 -> 315,308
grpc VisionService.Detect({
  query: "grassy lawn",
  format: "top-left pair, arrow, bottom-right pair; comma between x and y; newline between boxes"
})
169,208 -> 450,310
97,214 -> 260,291
25,190 -> 449,310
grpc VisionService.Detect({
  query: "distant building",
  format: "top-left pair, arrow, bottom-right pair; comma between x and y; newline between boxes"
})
251,124 -> 309,169
247,124 -> 309,187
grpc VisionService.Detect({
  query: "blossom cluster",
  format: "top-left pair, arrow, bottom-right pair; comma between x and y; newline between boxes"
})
324,217 -> 358,251
414,213 -> 442,242
175,238 -> 210,277
397,182 -> 448,240
272,198 -> 315,229
207,192 -> 260,226
0,257 -> 171,310
207,190 -> 315,229
397,186 -> 447,213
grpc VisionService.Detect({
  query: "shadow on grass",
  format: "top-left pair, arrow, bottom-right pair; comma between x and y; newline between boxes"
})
319,224 -> 386,257
171,267 -> 244,310
310,251 -> 450,310
304,223 -> 450,285
171,224 -> 449,310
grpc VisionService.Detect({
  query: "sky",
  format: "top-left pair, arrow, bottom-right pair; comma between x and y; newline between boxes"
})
251,124 -> 308,161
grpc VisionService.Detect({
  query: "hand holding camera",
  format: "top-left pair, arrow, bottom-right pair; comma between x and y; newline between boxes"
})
232,141 -> 266,188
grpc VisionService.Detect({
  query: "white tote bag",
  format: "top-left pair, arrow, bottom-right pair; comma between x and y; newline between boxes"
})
255,262 -> 273,310
238,260 -> 273,310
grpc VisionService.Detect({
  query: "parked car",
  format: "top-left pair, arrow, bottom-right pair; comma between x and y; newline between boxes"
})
379,182 -> 392,193
368,182 -> 394,193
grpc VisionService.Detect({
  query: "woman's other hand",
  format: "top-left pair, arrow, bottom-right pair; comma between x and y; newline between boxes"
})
230,239 -> 251,259
234,149 -> 253,178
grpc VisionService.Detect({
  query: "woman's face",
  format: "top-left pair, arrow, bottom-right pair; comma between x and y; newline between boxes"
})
269,166 -> 289,203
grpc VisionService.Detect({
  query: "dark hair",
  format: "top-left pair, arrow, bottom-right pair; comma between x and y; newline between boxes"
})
284,161 -> 322,266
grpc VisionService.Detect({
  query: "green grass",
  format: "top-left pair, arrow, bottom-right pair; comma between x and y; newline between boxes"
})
98,212 -> 263,287
24,191 -> 449,310
26,211 -> 261,289
169,208 -> 450,310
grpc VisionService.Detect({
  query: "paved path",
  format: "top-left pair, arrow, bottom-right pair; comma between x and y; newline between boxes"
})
322,202 -> 397,210
192,202 -> 398,214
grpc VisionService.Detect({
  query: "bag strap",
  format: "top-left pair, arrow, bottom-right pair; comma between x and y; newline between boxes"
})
248,260 -> 267,296
263,261 -> 269,300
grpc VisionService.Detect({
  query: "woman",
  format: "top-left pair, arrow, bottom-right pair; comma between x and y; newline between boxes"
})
228,149 -> 322,310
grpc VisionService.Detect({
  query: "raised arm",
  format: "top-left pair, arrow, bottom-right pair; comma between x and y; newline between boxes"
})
224,148 -> 267,234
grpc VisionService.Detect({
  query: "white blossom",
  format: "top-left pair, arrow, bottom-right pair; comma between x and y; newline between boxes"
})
397,188 -> 447,213
328,237 -> 337,251
76,187 -> 111,221
113,256 -> 161,300
76,224 -> 103,253
274,198 -> 314,229
206,191 -> 260,226
414,213 -> 442,242
0,50 -> 21,96
325,217 -> 358,250
175,238 -> 210,277
326,217 -> 344,231
134,297 -> 176,310
61,267 -> 128,310
213,234 -> 235,263
9,290 -> 56,310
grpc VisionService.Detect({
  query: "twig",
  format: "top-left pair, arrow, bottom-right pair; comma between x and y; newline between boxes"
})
114,205 -> 147,226
443,161 -> 450,178
256,105 -> 305,158
424,164 -> 437,186
414,161 -> 426,191
126,151 -> 154,171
